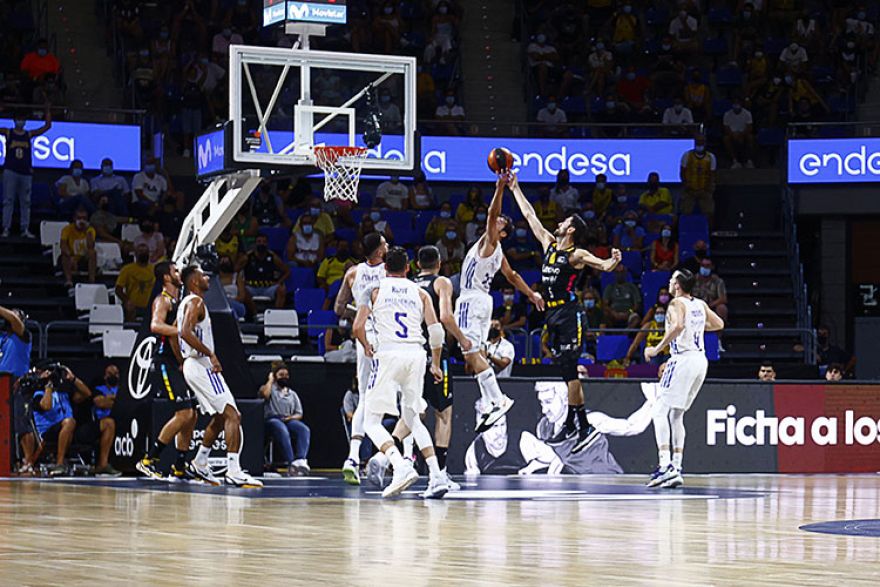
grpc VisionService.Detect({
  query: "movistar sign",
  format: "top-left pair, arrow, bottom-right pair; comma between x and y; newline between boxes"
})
788,138 -> 880,183
287,1 -> 347,24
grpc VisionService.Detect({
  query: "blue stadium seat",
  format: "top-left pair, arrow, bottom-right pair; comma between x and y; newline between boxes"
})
705,332 -> 720,361
600,268 -> 632,291
641,271 -> 671,307
287,266 -> 316,290
629,126 -> 661,138
447,194 -> 465,212
679,214 -> 709,236
307,310 -> 337,339
335,227 -> 356,244
327,279 -> 342,304
764,37 -> 788,55
712,98 -> 732,118
31,183 -> 53,214
621,251 -> 643,277
529,333 -> 542,360
708,7 -> 733,23
757,127 -> 785,147
317,332 -> 326,355
703,37 -> 728,56
414,212 -> 435,241
510,333 -> 527,359
294,288 -> 325,314
597,335 -> 630,362
519,269 -> 541,287
258,226 -> 289,256
358,192 -> 374,209
716,66 -> 742,87
561,95 -> 587,115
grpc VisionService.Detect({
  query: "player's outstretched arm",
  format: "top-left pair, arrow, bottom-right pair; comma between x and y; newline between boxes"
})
435,276 -> 472,352
484,173 -> 508,249
500,255 -> 545,310
570,247 -> 622,272
507,172 -> 554,250
645,299 -> 684,361
703,300 -> 725,332
333,266 -> 357,317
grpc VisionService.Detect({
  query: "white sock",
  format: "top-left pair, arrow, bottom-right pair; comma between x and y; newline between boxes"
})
658,449 -> 671,468
195,445 -> 211,466
476,368 -> 502,404
403,435 -> 414,459
227,452 -> 241,474
672,451 -> 683,469
425,455 -> 441,478
348,437 -> 362,462
385,446 -> 406,470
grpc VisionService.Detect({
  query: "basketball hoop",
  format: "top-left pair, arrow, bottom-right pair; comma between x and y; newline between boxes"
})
314,146 -> 368,203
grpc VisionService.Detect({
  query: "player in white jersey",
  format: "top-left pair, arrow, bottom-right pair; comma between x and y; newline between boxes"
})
456,173 -> 544,433
352,247 -> 451,499
178,265 -> 262,488
644,269 -> 724,488
334,232 -> 388,484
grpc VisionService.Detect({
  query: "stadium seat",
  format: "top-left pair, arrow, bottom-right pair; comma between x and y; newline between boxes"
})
702,37 -> 728,56
335,227 -> 356,244
757,127 -> 785,147
294,288 -> 326,314
259,226 -> 290,255
88,304 -> 123,339
641,271 -> 671,307
75,284 -> 110,315
264,309 -> 300,345
287,266 -> 316,290
621,251 -> 643,277
307,310 -> 337,339
597,335 -> 630,362
519,269 -> 541,287
414,212 -> 435,241
678,214 -> 709,237
40,220 -> 66,247
327,279 -> 343,306
31,183 -> 53,214
102,329 -> 137,357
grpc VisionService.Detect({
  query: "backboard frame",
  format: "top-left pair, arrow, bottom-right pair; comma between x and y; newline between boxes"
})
229,44 -> 417,173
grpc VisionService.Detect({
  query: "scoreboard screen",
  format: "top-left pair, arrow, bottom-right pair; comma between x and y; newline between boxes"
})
263,0 -> 347,26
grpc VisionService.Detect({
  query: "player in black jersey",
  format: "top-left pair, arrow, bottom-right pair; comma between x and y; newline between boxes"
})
136,261 -> 198,481
508,173 -> 621,453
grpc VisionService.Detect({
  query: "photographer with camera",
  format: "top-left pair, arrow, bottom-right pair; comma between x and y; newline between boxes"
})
2,305 -> 34,472
31,364 -> 92,477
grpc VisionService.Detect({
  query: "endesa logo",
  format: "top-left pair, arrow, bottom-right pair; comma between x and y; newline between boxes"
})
788,138 -> 880,183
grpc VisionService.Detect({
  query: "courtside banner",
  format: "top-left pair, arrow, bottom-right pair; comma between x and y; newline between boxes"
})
245,131 -> 693,182
0,119 -> 142,171
788,138 -> 880,183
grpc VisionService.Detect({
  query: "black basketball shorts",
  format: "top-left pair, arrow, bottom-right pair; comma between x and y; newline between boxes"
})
150,359 -> 196,411
423,356 -> 453,412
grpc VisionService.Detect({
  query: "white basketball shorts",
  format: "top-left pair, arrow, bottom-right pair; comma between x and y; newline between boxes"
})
183,356 -> 238,416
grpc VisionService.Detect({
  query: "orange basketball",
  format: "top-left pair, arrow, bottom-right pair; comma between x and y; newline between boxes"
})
487,147 -> 514,174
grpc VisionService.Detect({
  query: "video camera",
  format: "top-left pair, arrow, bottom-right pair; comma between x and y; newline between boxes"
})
18,362 -> 68,397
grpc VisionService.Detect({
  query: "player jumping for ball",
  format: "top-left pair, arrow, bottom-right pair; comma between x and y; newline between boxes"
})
459,173 -> 544,433
508,172 -> 621,453
644,269 -> 724,488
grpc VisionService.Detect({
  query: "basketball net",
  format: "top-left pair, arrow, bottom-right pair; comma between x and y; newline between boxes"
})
314,146 -> 368,203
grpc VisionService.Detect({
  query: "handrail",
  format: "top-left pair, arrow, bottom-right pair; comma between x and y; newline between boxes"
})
417,118 -> 704,137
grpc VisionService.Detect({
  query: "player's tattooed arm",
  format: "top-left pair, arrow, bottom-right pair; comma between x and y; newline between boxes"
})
507,172 -> 554,250
352,289 -> 378,357
333,266 -> 356,317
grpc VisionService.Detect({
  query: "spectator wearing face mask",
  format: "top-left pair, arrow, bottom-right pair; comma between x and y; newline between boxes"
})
680,239 -> 709,274
610,3 -> 639,54
251,181 -> 291,229
2,108 -> 51,238
90,158 -> 130,217
757,361 -> 777,382
641,287 -> 672,325
734,4 -> 763,65
131,157 -> 168,218
591,174 -> 613,218
786,74 -> 828,116
54,159 -> 93,218
244,235 -> 291,308
217,254 -> 249,320
409,171 -> 435,210
668,10 -> 699,54
527,33 -> 560,97
617,67 -> 652,112
723,101 -> 756,169
286,214 -> 324,268
378,90 -> 402,133
602,264 -> 642,328
581,288 -> 604,330
679,135 -> 717,222
486,320 -> 516,378
550,169 -> 580,214
260,364 -> 311,476
90,364 -> 123,477
587,41 -> 614,96
651,225 -> 679,270
824,363 -> 845,382
456,186 -> 482,225
435,91 -> 466,135
426,202 -> 454,243
19,39 -> 61,81
492,286 -> 528,330
89,195 -> 127,251
133,219 -> 166,264
605,183 -> 634,227
376,175 -> 409,210
60,208 -> 97,286
115,243 -> 156,321
373,2 -> 402,53
505,220 -> 541,268
465,204 -> 489,245
662,98 -> 694,135
534,186 -> 561,230
360,208 -> 395,242
536,97 -> 568,137
612,211 -> 645,251
779,42 -> 808,74
684,70 -> 712,121
317,240 -> 354,290
624,306 -> 669,365
639,172 -> 673,215
815,325 -> 856,376
435,220 -> 465,276
425,1 -> 458,64
692,257 -> 728,324
293,197 -> 333,237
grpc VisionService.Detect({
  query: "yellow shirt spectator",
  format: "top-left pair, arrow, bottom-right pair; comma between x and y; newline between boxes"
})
115,262 -> 156,310
317,254 -> 352,288
294,210 -> 334,237
61,224 -> 95,258
535,198 -> 559,230
591,187 -> 612,217
639,187 -> 673,214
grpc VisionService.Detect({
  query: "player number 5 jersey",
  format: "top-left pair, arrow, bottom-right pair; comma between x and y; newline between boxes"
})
177,294 -> 215,359
461,241 -> 502,295
669,296 -> 705,355
373,277 -> 425,348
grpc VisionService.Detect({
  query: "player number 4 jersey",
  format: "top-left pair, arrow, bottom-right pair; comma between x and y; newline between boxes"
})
669,296 -> 706,355
373,277 -> 425,348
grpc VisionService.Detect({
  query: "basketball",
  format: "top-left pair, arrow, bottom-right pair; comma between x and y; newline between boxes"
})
487,147 -> 514,174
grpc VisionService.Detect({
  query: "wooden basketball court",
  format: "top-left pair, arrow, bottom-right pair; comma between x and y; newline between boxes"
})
1,474 -> 878,585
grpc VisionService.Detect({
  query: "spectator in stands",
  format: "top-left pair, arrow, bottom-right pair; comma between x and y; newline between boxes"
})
669,10 -> 699,55
641,286 -> 671,325
243,234 -> 290,309
316,240 -> 353,290
815,326 -> 856,376
581,288 -> 604,329
250,181 -> 290,229
754,75 -> 784,127
612,210 -> 645,251
373,2 -> 402,53
650,225 -> 679,271
684,70 -> 712,121
358,214 -> 395,244
225,0 -> 258,40
779,42 -> 808,74
294,197 -> 333,237
155,191 -> 185,248
409,171 -> 435,210
639,172 -> 673,215
60,208 -> 97,287
680,135 -> 717,223
54,160 -> 93,218
591,174 -> 612,219
425,1 -> 458,63
2,108 -> 51,238
31,366 -> 91,477
692,257 -> 729,324
131,157 -> 168,218
744,48 -> 770,99
417,64 -> 437,117
605,183 -> 633,227
534,186 -> 560,231
587,41 -> 614,96
215,225 -> 244,270
212,26 -> 243,58
464,204 -> 488,245
786,74 -> 828,115
19,39 -> 60,82
624,305 -> 668,366
323,319 -> 353,354
593,93 -> 631,137
88,196 -> 126,251
608,3 -> 639,55
536,97 -> 567,137
0,306 -> 31,378
133,218 -> 166,264
506,220 -> 541,268
723,100 -> 756,169
217,255 -> 248,320
486,320 -> 516,378
90,158 -> 129,217
179,63 -> 206,158
260,364 -> 310,476
32,74 -> 64,106
493,286 -> 527,330
89,365 -> 122,477
435,90 -> 465,135
616,67 -> 651,114
734,4 -> 764,61
550,169 -> 580,214
680,239 -> 709,275
376,175 -> 409,210
426,202 -> 454,243
436,220 -> 465,276
602,264 -> 641,328
115,243 -> 155,321
455,186 -> 482,225
825,363 -> 844,382
231,208 -> 259,252
342,378 -> 396,462
378,90 -> 403,133
662,98 -> 694,135
527,33 -> 560,97
287,214 -> 324,268
757,361 -> 776,381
